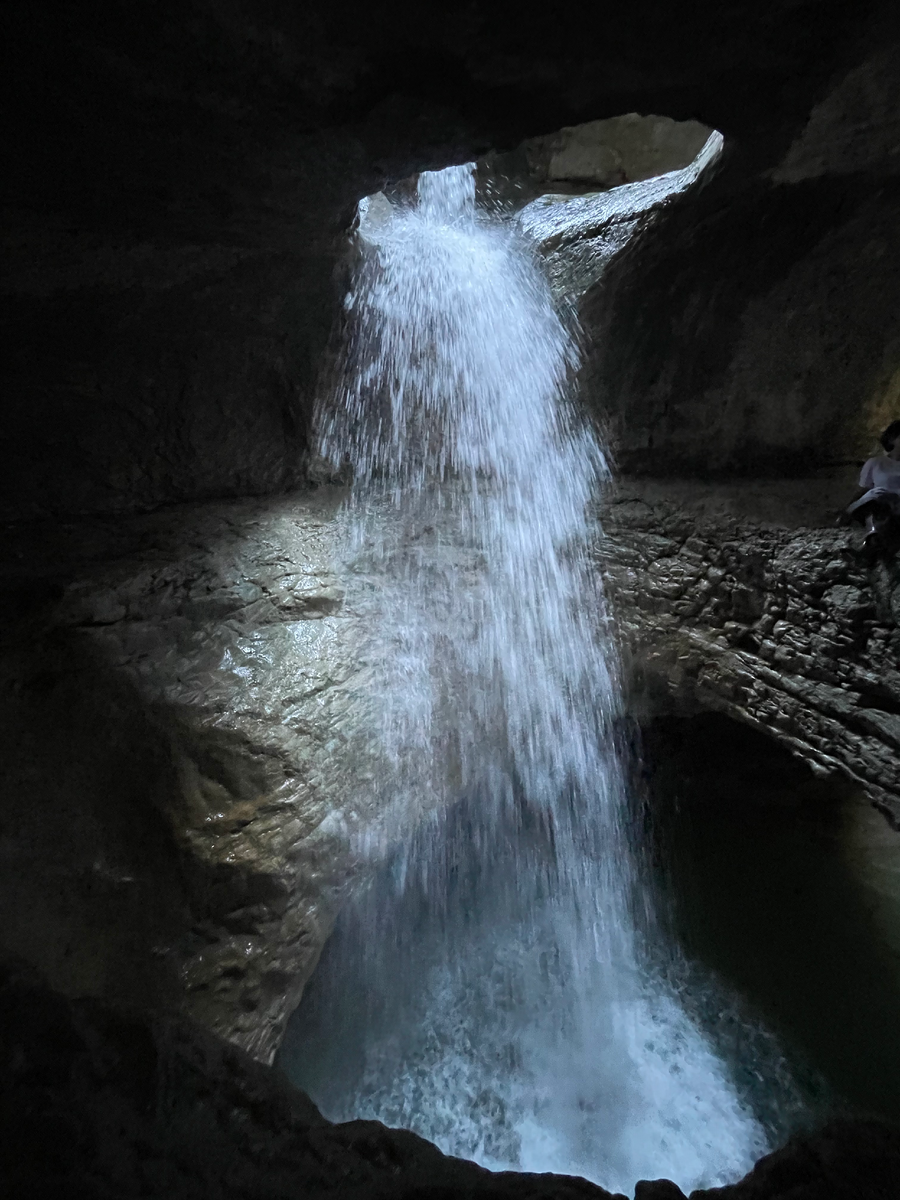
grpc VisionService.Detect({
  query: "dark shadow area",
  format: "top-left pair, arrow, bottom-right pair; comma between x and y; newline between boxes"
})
583,173 -> 900,476
0,599 -> 191,1012
644,711 -> 900,1121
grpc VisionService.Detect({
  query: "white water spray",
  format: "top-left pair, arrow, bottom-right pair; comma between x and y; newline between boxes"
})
305,163 -> 773,1194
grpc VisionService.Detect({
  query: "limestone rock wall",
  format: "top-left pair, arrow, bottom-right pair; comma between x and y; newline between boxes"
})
602,479 -> 900,825
578,32 -> 900,476
0,491 -> 384,1062
3,245 -> 335,520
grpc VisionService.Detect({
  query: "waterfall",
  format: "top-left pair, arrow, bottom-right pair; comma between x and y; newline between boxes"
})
294,162 -> 776,1194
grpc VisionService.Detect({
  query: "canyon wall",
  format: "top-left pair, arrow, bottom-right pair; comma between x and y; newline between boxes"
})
576,31 -> 900,826
602,479 -> 900,826
3,0 -> 900,1070
0,493 -> 373,1061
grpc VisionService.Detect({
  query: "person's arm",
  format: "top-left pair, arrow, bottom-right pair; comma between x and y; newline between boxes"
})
859,457 -> 875,489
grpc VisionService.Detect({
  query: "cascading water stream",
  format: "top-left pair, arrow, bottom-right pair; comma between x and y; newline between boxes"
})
291,163 -> 792,1194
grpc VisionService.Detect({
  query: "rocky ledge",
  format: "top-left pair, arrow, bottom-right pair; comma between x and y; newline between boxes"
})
602,476 -> 900,825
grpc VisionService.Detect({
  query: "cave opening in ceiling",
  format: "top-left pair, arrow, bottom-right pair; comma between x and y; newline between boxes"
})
269,122 -> 824,1196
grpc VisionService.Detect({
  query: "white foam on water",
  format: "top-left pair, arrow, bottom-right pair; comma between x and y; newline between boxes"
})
311,157 -> 774,1195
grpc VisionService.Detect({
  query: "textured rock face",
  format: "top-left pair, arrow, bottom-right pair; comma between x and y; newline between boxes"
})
0,491 -> 381,1062
602,478 -> 900,824
579,32 -> 900,475
3,246 -> 332,520
518,131 -> 723,299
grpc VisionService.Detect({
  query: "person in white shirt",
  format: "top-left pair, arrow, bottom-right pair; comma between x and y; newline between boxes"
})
844,419 -> 900,551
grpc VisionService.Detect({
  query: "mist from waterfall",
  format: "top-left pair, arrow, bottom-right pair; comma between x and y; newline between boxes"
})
292,163 -> 785,1194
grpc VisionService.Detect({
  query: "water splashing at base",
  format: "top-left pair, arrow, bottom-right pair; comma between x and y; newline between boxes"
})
291,161 -> 797,1194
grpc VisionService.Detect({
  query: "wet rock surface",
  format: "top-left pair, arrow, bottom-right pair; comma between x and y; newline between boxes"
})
602,478 -> 900,824
518,130 -> 722,299
0,490 -> 379,1063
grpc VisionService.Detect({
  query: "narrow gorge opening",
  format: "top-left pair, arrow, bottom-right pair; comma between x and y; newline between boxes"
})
275,136 -> 819,1195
